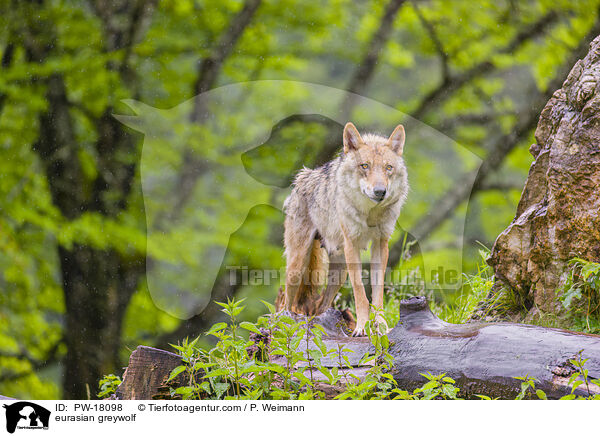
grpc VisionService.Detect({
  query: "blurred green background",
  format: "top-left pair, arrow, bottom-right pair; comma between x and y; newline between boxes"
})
1,0 -> 599,399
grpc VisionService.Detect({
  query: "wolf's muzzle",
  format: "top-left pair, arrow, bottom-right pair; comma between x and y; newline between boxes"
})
373,187 -> 386,201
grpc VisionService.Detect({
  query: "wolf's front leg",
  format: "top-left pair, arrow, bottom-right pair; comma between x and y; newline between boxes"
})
342,230 -> 369,336
370,238 -> 389,332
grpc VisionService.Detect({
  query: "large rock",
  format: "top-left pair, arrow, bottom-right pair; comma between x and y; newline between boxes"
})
488,35 -> 600,316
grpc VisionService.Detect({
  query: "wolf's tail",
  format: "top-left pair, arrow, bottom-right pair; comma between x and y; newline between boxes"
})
295,238 -> 326,314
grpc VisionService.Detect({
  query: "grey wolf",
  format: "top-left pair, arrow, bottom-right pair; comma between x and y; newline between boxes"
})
283,122 -> 408,336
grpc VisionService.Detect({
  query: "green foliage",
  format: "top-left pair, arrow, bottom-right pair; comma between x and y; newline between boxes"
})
411,373 -> 460,400
167,298 -> 425,400
166,298 -> 600,400
433,248 -> 493,323
560,258 -> 600,333
97,374 -> 122,399
514,351 -> 600,400
513,374 -> 539,400
564,350 -> 600,399
3,0 -> 600,399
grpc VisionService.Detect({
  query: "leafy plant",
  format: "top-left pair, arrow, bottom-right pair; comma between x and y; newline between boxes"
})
334,309 -> 399,400
433,248 -> 493,323
413,372 -> 460,400
560,258 -> 600,332
559,349 -> 600,399
163,297 -> 600,401
167,298 -> 405,400
512,352 -> 600,400
97,374 -> 122,399
164,298 -> 462,400
513,374 -> 541,400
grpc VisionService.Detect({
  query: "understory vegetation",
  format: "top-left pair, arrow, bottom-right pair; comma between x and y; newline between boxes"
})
560,258 -> 600,334
160,299 -> 600,400
98,255 -> 600,400
437,253 -> 600,335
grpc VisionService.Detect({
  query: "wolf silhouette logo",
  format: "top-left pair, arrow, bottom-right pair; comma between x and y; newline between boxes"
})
115,81 -> 480,319
3,402 -> 50,433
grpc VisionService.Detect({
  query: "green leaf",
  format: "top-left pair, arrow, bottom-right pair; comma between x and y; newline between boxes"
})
206,322 -> 228,336
380,334 -> 389,348
561,287 -> 582,308
267,364 -> 286,374
442,384 -> 458,399
293,370 -> 314,386
167,365 -> 186,382
170,344 -> 185,353
571,380 -> 583,393
214,382 -> 230,399
277,315 -> 296,325
203,368 -> 230,378
319,367 -> 333,383
194,361 -> 216,371
311,324 -> 326,334
359,354 -> 375,365
232,305 -> 245,317
174,386 -> 193,397
241,364 -> 265,374
240,321 -> 261,334
313,333 -> 327,354
261,300 -> 276,313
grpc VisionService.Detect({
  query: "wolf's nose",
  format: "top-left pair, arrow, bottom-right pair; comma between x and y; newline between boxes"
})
373,187 -> 386,200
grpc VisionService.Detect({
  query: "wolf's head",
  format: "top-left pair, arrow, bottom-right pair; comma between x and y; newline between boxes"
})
340,122 -> 408,206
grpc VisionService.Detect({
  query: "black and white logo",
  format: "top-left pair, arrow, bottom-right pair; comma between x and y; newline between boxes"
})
3,402 -> 50,433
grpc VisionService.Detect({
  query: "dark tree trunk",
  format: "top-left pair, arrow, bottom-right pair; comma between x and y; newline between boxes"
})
21,0 -> 154,399
33,77 -> 144,399
59,246 -> 142,399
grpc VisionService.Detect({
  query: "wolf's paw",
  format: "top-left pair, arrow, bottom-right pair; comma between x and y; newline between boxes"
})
352,319 -> 367,337
351,326 -> 366,337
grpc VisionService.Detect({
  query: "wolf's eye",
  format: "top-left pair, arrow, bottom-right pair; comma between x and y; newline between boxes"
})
386,165 -> 393,171
360,163 -> 369,170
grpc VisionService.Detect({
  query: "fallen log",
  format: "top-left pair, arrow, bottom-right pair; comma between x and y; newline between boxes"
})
114,297 -> 600,399
387,296 -> 600,398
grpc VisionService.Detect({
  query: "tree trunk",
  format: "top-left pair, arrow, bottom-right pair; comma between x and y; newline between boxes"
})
60,246 -> 142,399
486,34 -> 600,320
114,346 -> 184,400
21,0 -> 152,400
34,83 -> 144,399
114,297 -> 600,400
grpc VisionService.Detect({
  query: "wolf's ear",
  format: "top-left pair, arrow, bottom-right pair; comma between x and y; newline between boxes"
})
343,122 -> 363,153
387,124 -> 405,155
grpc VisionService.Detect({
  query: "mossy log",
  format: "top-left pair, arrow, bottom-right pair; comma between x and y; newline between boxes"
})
114,297 -> 600,400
